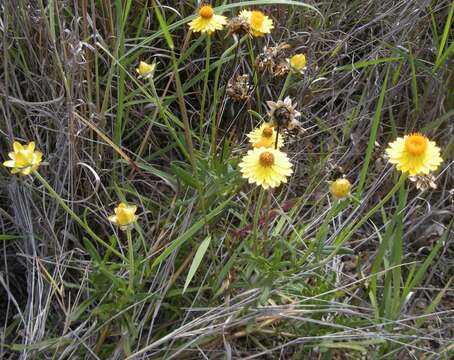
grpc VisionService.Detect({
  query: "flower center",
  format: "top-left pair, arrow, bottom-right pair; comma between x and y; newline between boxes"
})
262,127 -> 274,138
259,151 -> 274,167
15,150 -> 32,167
199,5 -> 214,18
250,11 -> 265,28
404,134 -> 428,156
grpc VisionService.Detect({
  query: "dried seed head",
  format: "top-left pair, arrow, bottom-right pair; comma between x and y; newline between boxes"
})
255,43 -> 291,77
408,174 -> 437,191
226,74 -> 252,102
227,16 -> 253,37
267,97 -> 302,130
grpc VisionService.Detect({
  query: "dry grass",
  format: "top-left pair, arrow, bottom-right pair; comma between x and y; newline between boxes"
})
0,0 -> 453,359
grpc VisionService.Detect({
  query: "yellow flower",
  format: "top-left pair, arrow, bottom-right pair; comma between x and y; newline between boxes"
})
108,203 -> 138,231
3,141 -> 43,176
330,178 -> 352,198
385,133 -> 442,176
188,5 -> 227,34
136,61 -> 156,79
246,122 -> 284,149
239,9 -> 273,37
289,53 -> 307,72
239,147 -> 292,189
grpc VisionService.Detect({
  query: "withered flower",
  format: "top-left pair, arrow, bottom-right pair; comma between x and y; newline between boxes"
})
408,174 -> 437,191
226,16 -> 253,38
266,97 -> 302,130
226,74 -> 252,101
255,43 -> 291,77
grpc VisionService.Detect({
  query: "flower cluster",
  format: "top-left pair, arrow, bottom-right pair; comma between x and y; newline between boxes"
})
188,5 -> 273,37
239,98 -> 303,189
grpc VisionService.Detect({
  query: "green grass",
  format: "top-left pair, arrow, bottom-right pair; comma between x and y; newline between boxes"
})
1,0 -> 453,359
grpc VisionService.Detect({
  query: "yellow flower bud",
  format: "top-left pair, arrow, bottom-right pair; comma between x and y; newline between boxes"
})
3,141 -> 43,176
108,203 -> 138,231
330,178 -> 352,198
136,61 -> 156,78
289,53 -> 307,72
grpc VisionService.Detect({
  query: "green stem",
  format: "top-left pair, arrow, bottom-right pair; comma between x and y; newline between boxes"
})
126,228 -> 134,291
278,72 -> 292,100
316,174 -> 407,268
33,171 -> 127,262
200,34 -> 211,147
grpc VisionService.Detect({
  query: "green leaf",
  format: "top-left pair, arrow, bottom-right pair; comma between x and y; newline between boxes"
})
0,235 -> 20,241
171,162 -> 199,189
150,198 -> 232,271
152,0 -> 174,50
183,236 -> 211,293
83,237 -> 102,263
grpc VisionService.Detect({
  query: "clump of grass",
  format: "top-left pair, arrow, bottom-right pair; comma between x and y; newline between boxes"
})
1,1 -> 453,359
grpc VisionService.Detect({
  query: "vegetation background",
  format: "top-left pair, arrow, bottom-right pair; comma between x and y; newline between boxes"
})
0,0 -> 453,358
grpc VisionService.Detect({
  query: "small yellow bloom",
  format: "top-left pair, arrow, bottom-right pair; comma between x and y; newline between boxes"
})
239,147 -> 292,189
246,122 -> 284,149
330,178 -> 352,198
188,5 -> 227,34
3,141 -> 43,176
136,61 -> 156,79
108,203 -> 138,231
239,9 -> 273,37
385,133 -> 442,176
289,53 -> 307,72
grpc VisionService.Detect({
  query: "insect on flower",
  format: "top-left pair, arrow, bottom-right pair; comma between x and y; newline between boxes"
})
3,141 -> 43,176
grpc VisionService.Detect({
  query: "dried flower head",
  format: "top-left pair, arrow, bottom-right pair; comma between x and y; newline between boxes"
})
226,16 -> 252,37
3,141 -> 43,176
408,174 -> 437,191
188,4 -> 227,34
267,97 -> 302,130
255,43 -> 291,77
385,133 -> 442,176
226,74 -> 252,101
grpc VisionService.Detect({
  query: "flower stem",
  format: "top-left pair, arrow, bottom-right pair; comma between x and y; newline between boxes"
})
278,72 -> 292,100
314,174 -> 407,268
126,228 -> 134,292
33,171 -> 127,262
200,34 -> 212,147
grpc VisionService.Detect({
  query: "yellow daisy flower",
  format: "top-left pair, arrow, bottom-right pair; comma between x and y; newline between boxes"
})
239,9 -> 273,37
108,203 -> 138,231
136,61 -> 156,79
330,178 -> 352,198
289,53 -> 307,72
385,133 -> 442,176
239,147 -> 292,189
3,141 -> 43,176
188,5 -> 227,34
246,122 -> 284,149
